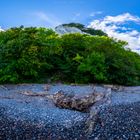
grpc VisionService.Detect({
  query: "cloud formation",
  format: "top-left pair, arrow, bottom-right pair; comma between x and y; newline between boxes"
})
72,13 -> 81,21
89,13 -> 140,53
32,12 -> 61,27
90,11 -> 103,17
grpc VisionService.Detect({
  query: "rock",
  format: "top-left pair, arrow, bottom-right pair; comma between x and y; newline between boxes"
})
55,25 -> 84,35
52,88 -> 110,112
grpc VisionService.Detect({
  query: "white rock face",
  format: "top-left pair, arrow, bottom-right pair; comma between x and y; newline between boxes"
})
55,25 -> 84,35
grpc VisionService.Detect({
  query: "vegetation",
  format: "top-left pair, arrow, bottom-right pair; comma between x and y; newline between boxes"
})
0,25 -> 140,85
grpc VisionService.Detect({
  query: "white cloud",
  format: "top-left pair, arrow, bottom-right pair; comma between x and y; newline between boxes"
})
72,13 -> 81,21
75,13 -> 81,17
90,11 -> 103,17
105,13 -> 140,24
89,13 -> 140,54
32,11 -> 61,27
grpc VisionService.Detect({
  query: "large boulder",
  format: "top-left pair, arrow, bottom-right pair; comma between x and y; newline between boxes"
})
55,25 -> 84,35
55,23 -> 107,36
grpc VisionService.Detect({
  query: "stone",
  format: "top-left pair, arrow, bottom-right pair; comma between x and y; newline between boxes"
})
55,25 -> 84,35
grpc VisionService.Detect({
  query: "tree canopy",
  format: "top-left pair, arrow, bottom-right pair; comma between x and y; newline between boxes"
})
0,26 -> 140,85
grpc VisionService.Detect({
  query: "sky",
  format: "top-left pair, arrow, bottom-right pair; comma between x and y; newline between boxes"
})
0,0 -> 140,53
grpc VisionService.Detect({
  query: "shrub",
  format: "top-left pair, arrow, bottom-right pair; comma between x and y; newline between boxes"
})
77,52 -> 107,83
0,26 -> 140,85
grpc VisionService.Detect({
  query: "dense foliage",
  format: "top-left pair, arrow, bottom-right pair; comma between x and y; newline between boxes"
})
0,26 -> 140,85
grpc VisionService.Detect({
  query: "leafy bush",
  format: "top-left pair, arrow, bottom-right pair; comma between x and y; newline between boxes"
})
0,26 -> 140,85
0,27 -> 61,83
77,52 -> 107,83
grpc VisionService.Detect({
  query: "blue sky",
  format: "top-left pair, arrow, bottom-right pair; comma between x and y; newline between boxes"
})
0,0 -> 140,53
0,0 -> 140,28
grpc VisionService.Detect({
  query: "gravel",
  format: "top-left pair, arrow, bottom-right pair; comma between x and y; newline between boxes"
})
89,102 -> 140,140
0,84 -> 140,140
0,102 -> 88,140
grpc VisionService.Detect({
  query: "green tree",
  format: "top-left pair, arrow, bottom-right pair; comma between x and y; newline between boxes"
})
0,25 -> 140,85
77,52 -> 107,83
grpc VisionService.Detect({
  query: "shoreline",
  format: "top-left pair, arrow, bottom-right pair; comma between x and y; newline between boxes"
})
0,84 -> 140,139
